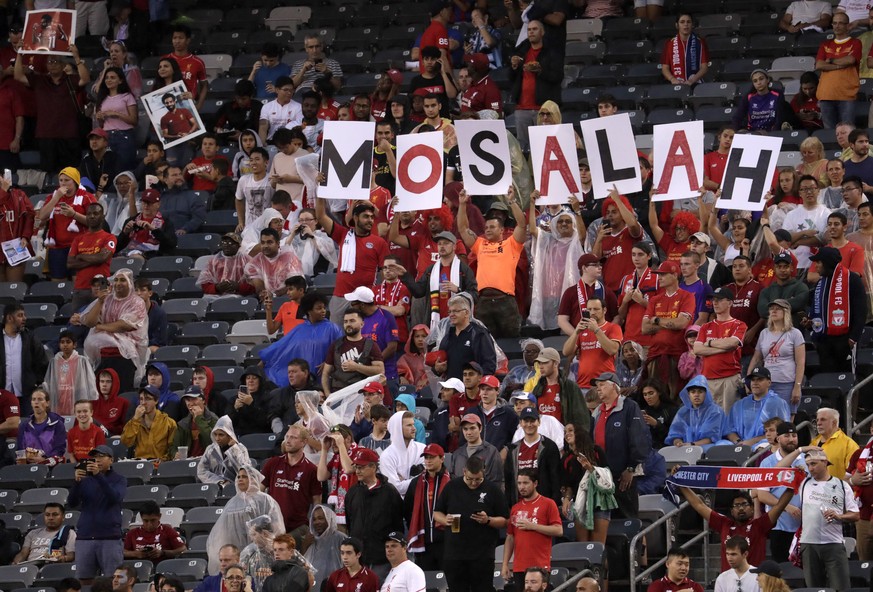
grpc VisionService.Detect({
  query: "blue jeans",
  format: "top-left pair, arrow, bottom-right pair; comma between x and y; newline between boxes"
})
819,100 -> 856,129
770,381 -> 797,413
75,538 -> 123,579
107,129 -> 137,172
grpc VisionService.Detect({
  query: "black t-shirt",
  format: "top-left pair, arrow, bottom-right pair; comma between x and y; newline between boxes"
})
373,146 -> 396,195
447,144 -> 463,183
434,476 -> 509,560
408,74 -> 451,118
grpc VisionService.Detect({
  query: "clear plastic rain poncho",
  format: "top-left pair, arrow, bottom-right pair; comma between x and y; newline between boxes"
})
528,211 -> 584,330
240,207 -> 285,255
295,390 -> 331,463
205,466 -> 285,575
240,514 -> 279,592
302,504 -> 345,580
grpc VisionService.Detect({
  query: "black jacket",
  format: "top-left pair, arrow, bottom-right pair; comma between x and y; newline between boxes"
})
0,328 -> 49,399
261,559 -> 308,592
227,366 -> 276,437
345,474 -> 404,566
504,435 -> 562,507
400,259 -> 478,303
510,41 -> 564,107
116,215 -> 177,257
79,151 -> 120,190
402,468 -> 450,546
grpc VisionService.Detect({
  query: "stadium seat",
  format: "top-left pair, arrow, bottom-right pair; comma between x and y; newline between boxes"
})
25,281 -> 72,307
604,39 -> 653,64
0,565 -> 39,589
265,7 -> 312,32
737,12 -> 780,36
645,108 -> 694,132
166,278 -> 206,301
330,51 -> 371,74
771,129 -> 809,151
131,507 -> 184,529
22,303 -> 57,329
423,571 -> 447,592
210,366 -> 246,391
182,534 -> 209,559
699,444 -> 752,466
809,372 -> 855,395
198,31 -> 245,55
45,464 -> 79,488
689,82 -> 737,109
196,343 -> 249,366
369,49 -> 411,72
112,461 -> 153,485
694,106 -> 735,130
600,85 -> 646,110
123,484 -> 170,509
150,345 -> 201,368
792,32 -> 830,56
565,41 -> 606,66
12,587 -> 55,592
229,53 -> 261,77
354,3 -> 397,28
549,567 -> 570,588
202,209 -> 238,234
141,256 -> 195,282
0,490 -> 18,512
122,560 -> 154,583
227,320 -> 276,345
23,259 -> 46,284
185,9 -> 224,31
720,58 -> 771,83
13,488 -> 68,513
706,36 -> 747,60
697,13 -> 741,37
174,321 -> 231,346
151,460 -> 201,487
205,297 -> 259,323
154,558 -> 207,581
849,560 -> 873,587
623,63 -> 663,86
240,433 -> 280,460
643,84 -> 691,110
170,484 -> 219,509
176,233 -> 221,259
162,298 -> 208,323
658,445 -> 703,467
550,541 -> 606,575
561,87 -> 596,111
567,18 -> 603,42
0,465 -> 49,489
245,342 -> 272,366
768,56 -> 817,82
34,564 -> 77,588
600,16 -> 649,41
180,507 -> 225,539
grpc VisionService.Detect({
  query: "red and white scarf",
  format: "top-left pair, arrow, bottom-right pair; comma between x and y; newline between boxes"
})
408,470 -> 448,553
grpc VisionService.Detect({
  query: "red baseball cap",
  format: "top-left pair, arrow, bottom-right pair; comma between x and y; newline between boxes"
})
352,448 -> 380,465
479,375 -> 499,388
421,443 -> 445,457
88,128 -> 109,140
652,261 -> 681,275
463,53 -> 489,71
141,189 -> 161,204
460,413 -> 482,426
425,350 -> 448,366
360,382 -> 385,395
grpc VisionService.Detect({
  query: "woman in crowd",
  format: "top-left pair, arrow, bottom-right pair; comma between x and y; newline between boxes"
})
765,168 -> 801,231
240,208 -> 285,256
747,298 -> 805,414
16,388 -> 67,466
639,379 -> 678,447
288,207 -> 337,276
93,40 -> 143,99
708,210 -> 752,266
796,136 -> 828,188
382,95 -> 415,135
616,242 -> 658,348
615,340 -> 646,400
571,429 -> 616,543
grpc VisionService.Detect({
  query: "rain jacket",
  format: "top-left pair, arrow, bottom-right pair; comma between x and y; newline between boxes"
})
397,324 -> 430,391
721,388 -> 790,443
92,368 -> 129,436
120,407 -> 177,460
302,505 -> 345,579
529,211 -> 583,330
615,340 -> 646,395
259,319 -> 343,387
197,415 -> 252,484
227,366 -> 276,436
42,349 -> 98,415
106,171 -> 140,235
170,406 -> 218,460
380,410 -> 426,496
144,362 -> 182,421
17,411 -> 67,464
665,375 -> 726,448
395,394 -> 426,444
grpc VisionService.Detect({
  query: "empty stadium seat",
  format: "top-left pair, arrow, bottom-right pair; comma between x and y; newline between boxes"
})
240,433 -> 280,460
162,299 -> 208,323
423,571 -> 447,592
550,542 -> 606,575
25,281 -> 72,307
227,320 -> 275,345
658,445 -> 703,467
170,484 -> 219,509
644,84 -> 691,110
34,564 -> 77,588
22,303 -> 57,328
176,233 -> 222,259
122,560 -> 154,583
196,343 -> 249,366
0,465 -> 49,489
151,460 -> 201,486
206,297 -> 259,323
141,256 -> 195,282
604,39 -> 653,64
174,321 -> 231,346
209,366 -> 246,391
0,565 -> 39,589
150,345 -> 201,368
180,507 -> 225,539
0,490 -> 18,512
112,461 -> 153,485
123,484 -> 170,509
699,444 -> 752,466
567,18 -> 602,42
689,82 -> 737,109
13,488 -> 68,513
265,7 -> 312,32
565,41 -> 606,66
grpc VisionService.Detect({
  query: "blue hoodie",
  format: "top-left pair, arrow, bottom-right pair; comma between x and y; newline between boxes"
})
721,388 -> 790,442
145,362 -> 181,420
665,375 -> 725,448
395,394 -> 426,444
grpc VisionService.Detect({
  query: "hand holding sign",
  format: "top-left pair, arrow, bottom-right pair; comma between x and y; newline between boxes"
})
715,134 -> 782,212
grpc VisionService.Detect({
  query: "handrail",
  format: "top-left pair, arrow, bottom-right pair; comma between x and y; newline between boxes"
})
850,407 -> 873,438
743,446 -> 771,467
626,501 -> 688,592
847,372 -> 873,436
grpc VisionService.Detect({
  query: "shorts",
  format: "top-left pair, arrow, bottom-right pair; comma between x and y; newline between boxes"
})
594,509 -> 611,521
634,0 -> 664,6
47,247 -> 71,280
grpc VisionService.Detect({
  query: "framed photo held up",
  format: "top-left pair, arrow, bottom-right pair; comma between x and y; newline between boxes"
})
20,9 -> 76,56
140,80 -> 206,150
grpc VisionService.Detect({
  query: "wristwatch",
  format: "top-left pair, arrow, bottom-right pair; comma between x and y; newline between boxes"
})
625,466 -> 635,473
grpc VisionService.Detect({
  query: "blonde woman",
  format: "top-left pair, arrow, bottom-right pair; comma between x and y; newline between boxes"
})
796,136 -> 828,188
537,100 -> 583,149
750,561 -> 792,592
748,298 -> 805,414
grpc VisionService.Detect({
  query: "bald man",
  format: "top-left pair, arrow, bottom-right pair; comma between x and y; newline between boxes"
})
577,577 -> 601,592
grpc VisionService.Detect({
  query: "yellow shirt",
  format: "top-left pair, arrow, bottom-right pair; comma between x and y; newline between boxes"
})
812,428 -> 860,479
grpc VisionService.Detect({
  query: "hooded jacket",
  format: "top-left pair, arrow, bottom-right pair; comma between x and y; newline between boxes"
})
170,405 -> 218,459
197,415 -> 252,484
590,394 -> 651,479
530,371 -> 590,428
116,208 -> 177,256
665,375 -> 726,447
722,388 -> 790,442
232,129 -> 266,180
195,366 -> 227,418
397,324 -> 430,391
379,410 -> 426,496
17,411 -> 67,463
120,407 -> 177,461
395,394 -> 426,444
345,474 -> 404,566
106,171 -> 141,235
228,366 -> 275,436
302,504 -> 345,578
261,559 -> 308,592
92,368 -> 129,436
144,363 -> 182,421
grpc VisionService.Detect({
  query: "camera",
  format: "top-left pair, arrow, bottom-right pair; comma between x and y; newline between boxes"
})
76,459 -> 90,472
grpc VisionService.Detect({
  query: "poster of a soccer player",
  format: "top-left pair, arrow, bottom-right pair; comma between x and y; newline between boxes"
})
141,80 -> 206,150
21,10 -> 76,55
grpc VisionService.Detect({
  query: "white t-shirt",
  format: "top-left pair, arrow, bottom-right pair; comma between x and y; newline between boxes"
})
799,475 -> 859,544
786,0 -> 833,31
781,204 -> 832,268
260,99 -> 303,141
235,174 -> 275,229
380,559 -> 426,592
836,0 -> 870,22
714,566 -> 760,592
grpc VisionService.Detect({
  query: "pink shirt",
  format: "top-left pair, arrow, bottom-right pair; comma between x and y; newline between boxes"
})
99,92 -> 136,131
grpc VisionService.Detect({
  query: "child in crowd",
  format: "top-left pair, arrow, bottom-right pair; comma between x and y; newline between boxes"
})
677,325 -> 703,383
359,404 -> 392,454
66,400 -> 107,461
265,275 -> 307,335
43,330 -> 98,416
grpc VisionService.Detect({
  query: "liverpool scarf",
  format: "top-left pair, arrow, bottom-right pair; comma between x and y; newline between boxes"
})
666,33 -> 702,81
664,466 -> 806,506
811,263 -> 851,336
408,470 -> 448,553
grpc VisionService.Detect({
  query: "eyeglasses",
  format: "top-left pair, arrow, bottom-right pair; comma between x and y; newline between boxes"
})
732,502 -> 751,508
448,308 -> 467,314
225,576 -> 245,581
463,475 -> 485,484
298,217 -> 315,223
799,186 -> 818,193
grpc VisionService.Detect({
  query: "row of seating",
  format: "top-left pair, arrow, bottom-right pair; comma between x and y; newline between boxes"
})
0,559 -> 207,590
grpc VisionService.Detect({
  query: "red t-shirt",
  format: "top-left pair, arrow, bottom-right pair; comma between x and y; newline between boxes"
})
849,448 -> 873,520
185,156 -> 229,192
326,566 -> 380,592
837,241 -> 864,276
558,282 -> 619,328
708,512 -> 773,571
419,21 -> 450,71
695,318 -> 747,379
319,99 -> 342,121
160,108 -> 196,137
165,53 -> 207,96
50,192 -> 96,249
449,392 -> 480,418
753,248 -> 798,286
124,524 -> 186,558
573,321 -> 623,389
507,494 -> 561,572
647,577 -> 705,592
518,47 -> 542,110
261,455 -> 323,531
516,438 -> 540,471
704,151 -> 729,187
69,230 -> 116,290
0,389 -> 20,439
601,226 -> 640,292
538,383 -> 562,422
657,234 -> 691,262
659,35 -> 709,82
617,269 -> 659,347
330,222 -> 389,297
66,423 -> 106,461
644,289 -> 696,357
460,75 -> 503,115
373,279 -> 411,343
0,83 -> 25,150
725,280 -> 762,355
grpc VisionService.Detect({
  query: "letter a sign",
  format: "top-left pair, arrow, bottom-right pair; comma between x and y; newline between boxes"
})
652,121 -> 704,202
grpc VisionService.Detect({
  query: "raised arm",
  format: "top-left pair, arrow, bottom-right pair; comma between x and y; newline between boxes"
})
456,189 -> 476,249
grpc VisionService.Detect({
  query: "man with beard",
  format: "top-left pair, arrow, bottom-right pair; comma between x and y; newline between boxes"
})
0,304 -> 47,417
322,310 -> 385,395
262,425 -> 322,540
316,199 -> 389,325
557,253 -> 618,338
523,568 -> 550,592
344,287 -> 400,382
243,228 -> 303,298
298,91 -> 323,149
269,359 -> 315,433
689,231 -> 732,288
844,128 -> 873,188
159,94 -> 197,143
757,252 -> 809,325
67,203 -> 116,310
678,482 -> 793,571
197,232 -> 255,297
754,422 -> 806,562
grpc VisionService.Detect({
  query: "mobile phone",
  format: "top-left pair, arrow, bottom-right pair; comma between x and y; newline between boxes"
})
239,385 -> 248,395
76,459 -> 89,472
3,169 -> 11,183
582,310 -> 591,320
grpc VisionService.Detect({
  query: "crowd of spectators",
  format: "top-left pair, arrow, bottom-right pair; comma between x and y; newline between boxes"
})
6,0 -> 873,591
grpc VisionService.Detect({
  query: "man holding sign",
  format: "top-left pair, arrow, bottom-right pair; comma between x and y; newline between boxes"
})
457,187 -> 526,338
592,187 -> 644,293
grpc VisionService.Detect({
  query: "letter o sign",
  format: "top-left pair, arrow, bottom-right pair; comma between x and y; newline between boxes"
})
398,145 -> 442,193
